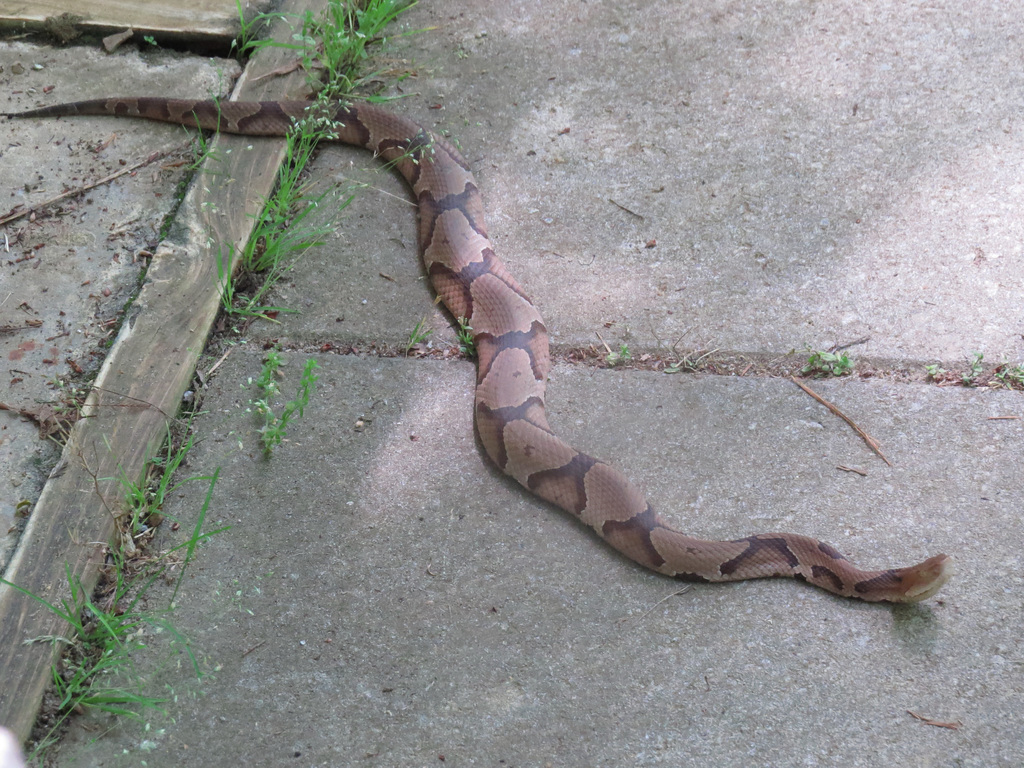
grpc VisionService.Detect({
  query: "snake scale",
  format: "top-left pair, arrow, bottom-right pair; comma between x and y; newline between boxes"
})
4,97 -> 952,602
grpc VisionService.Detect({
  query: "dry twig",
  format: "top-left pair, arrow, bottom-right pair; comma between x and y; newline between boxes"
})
836,465 -> 867,476
791,377 -> 891,466
0,149 -> 171,227
616,586 -> 691,624
907,710 -> 962,730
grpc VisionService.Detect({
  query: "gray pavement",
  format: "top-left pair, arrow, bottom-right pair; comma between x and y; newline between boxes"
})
1,0 -> 1023,766
53,356 -> 1024,767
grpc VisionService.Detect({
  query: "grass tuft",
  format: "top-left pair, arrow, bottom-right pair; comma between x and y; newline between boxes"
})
249,349 -> 321,455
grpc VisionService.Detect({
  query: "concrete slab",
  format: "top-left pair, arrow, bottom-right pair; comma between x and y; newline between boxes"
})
51,351 -> 1022,767
0,44 -> 238,568
273,0 -> 1024,367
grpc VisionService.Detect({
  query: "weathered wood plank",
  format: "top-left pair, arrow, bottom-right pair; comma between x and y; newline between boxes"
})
0,0 -> 273,42
0,0 -> 326,742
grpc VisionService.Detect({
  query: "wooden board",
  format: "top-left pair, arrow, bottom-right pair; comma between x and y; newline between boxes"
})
0,0 -> 326,742
0,0 -> 274,43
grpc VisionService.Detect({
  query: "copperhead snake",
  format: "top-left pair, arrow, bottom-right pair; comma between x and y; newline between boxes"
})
4,98 -> 952,602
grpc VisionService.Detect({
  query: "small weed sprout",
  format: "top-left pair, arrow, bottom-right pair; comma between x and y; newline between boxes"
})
802,349 -> 853,378
925,363 -> 947,380
456,317 -> 475,357
406,317 -> 434,355
184,116 -> 224,174
114,426 -> 202,557
214,241 -> 239,314
962,351 -> 984,386
606,343 -> 631,367
995,361 -> 1024,389
230,0 -> 286,60
251,350 -> 320,455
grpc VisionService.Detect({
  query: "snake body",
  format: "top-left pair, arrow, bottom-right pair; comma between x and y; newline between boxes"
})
4,98 -> 952,602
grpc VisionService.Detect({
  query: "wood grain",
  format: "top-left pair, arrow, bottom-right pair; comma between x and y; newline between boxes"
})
0,0 -> 321,741
0,0 -> 274,43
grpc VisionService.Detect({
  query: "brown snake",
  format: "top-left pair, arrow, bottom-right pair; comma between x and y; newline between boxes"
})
4,98 -> 953,602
